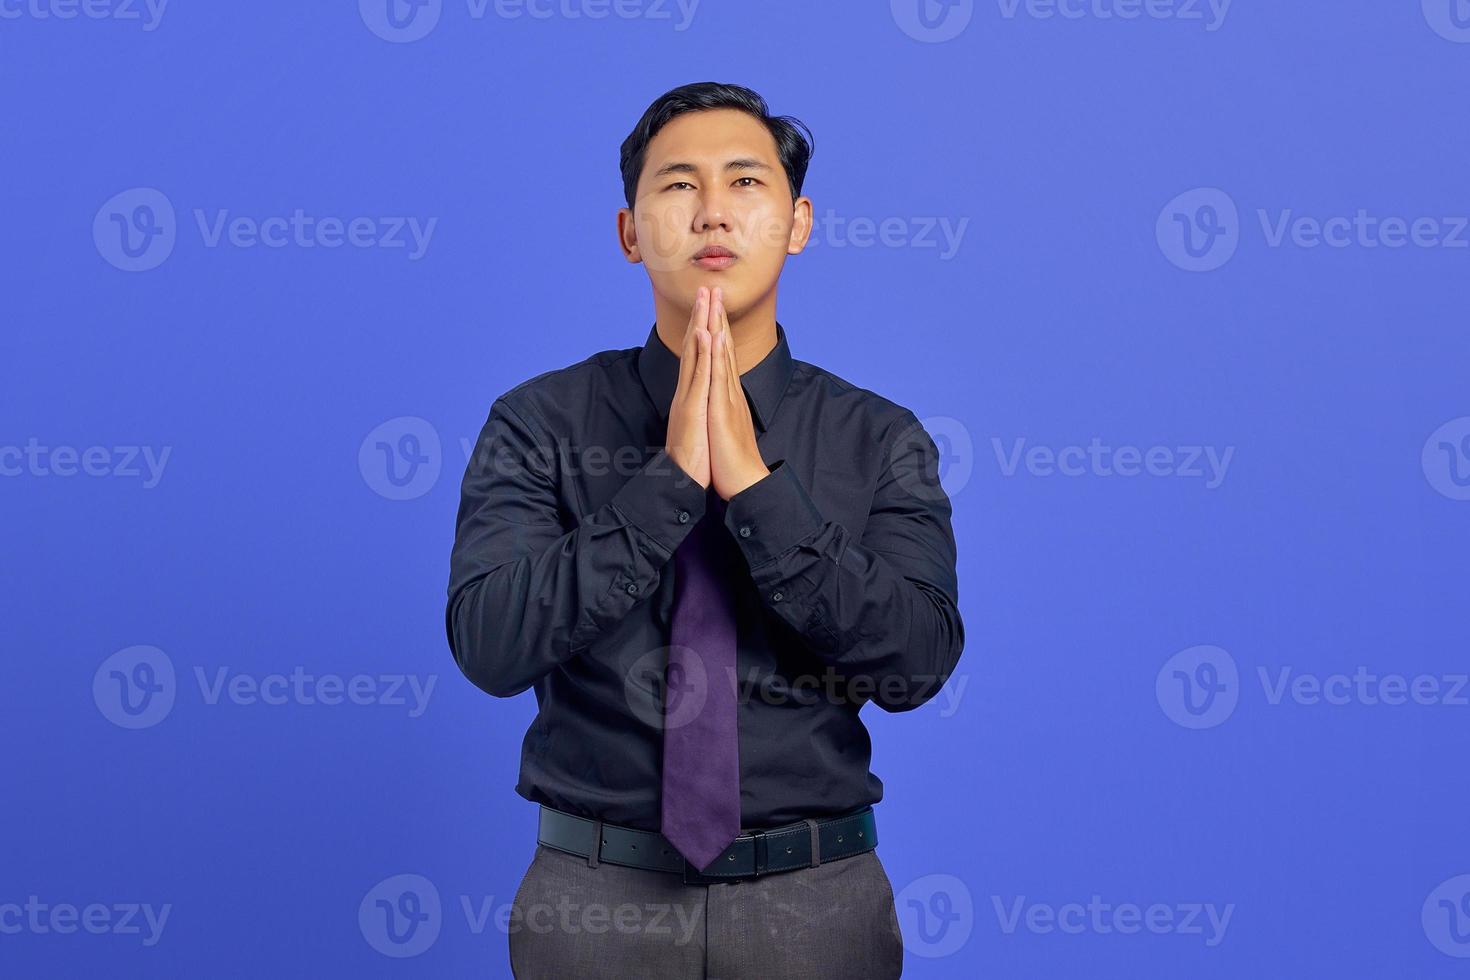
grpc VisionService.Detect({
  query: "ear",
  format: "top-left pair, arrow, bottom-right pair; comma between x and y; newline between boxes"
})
787,195 -> 813,255
617,206 -> 642,264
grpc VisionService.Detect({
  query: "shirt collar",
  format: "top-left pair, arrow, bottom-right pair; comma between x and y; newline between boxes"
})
637,319 -> 795,433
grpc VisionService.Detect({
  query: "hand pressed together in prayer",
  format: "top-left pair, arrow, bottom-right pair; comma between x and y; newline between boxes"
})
664,285 -> 772,501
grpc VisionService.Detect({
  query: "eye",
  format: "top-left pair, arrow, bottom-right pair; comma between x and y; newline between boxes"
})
668,181 -> 694,191
734,177 -> 760,187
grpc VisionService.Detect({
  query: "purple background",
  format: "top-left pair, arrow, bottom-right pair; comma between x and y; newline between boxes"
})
4,1 -> 1469,976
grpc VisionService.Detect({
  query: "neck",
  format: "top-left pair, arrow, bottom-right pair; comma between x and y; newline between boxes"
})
655,286 -> 778,375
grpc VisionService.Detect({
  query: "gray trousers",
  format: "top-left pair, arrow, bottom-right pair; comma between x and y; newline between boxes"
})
507,842 -> 905,978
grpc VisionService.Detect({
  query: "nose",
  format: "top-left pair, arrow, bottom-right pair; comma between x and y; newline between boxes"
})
691,185 -> 734,234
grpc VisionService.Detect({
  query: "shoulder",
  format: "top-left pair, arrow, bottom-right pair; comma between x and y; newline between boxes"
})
789,357 -> 925,452
491,344 -> 640,430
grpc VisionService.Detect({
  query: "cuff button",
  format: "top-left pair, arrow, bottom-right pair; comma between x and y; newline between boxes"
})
626,583 -> 639,595
738,525 -> 751,538
771,591 -> 784,602
677,510 -> 690,524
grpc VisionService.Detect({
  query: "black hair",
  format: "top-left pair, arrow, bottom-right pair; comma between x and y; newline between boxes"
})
619,82 -> 814,210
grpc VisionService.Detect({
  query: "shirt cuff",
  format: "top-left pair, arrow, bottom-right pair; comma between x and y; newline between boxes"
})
609,448 -> 710,556
722,459 -> 824,569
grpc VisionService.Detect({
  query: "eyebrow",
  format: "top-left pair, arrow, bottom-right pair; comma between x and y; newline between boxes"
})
651,158 -> 774,180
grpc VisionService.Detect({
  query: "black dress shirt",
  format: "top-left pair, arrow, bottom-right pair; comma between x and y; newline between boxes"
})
446,321 -> 965,831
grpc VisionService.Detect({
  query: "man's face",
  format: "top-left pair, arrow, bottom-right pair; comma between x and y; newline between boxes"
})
619,108 -> 811,319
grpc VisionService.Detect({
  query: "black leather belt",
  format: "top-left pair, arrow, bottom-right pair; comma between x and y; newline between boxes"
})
537,804 -> 879,885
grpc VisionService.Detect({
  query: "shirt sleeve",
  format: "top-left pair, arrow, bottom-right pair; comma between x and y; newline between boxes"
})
721,411 -> 965,712
446,396 -> 708,698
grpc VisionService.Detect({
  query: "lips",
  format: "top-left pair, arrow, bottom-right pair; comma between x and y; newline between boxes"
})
692,245 -> 737,270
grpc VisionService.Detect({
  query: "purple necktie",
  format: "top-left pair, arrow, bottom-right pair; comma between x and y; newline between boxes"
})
660,488 -> 741,873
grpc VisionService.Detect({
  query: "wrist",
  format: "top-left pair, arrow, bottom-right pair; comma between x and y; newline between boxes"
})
729,462 -> 771,498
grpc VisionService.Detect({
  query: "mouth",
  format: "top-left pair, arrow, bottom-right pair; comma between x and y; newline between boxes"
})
692,245 -> 737,271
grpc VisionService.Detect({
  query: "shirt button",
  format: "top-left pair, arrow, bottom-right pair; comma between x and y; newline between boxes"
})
738,525 -> 751,538
771,590 -> 784,602
677,510 -> 690,524
626,583 -> 639,595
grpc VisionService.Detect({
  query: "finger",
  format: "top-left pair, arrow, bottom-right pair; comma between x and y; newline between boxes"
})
693,324 -> 712,400
709,318 -> 725,409
715,288 -> 739,402
678,287 -> 708,392
692,284 -> 711,338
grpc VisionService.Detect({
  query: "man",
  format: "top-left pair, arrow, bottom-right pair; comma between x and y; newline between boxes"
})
446,81 -> 964,978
